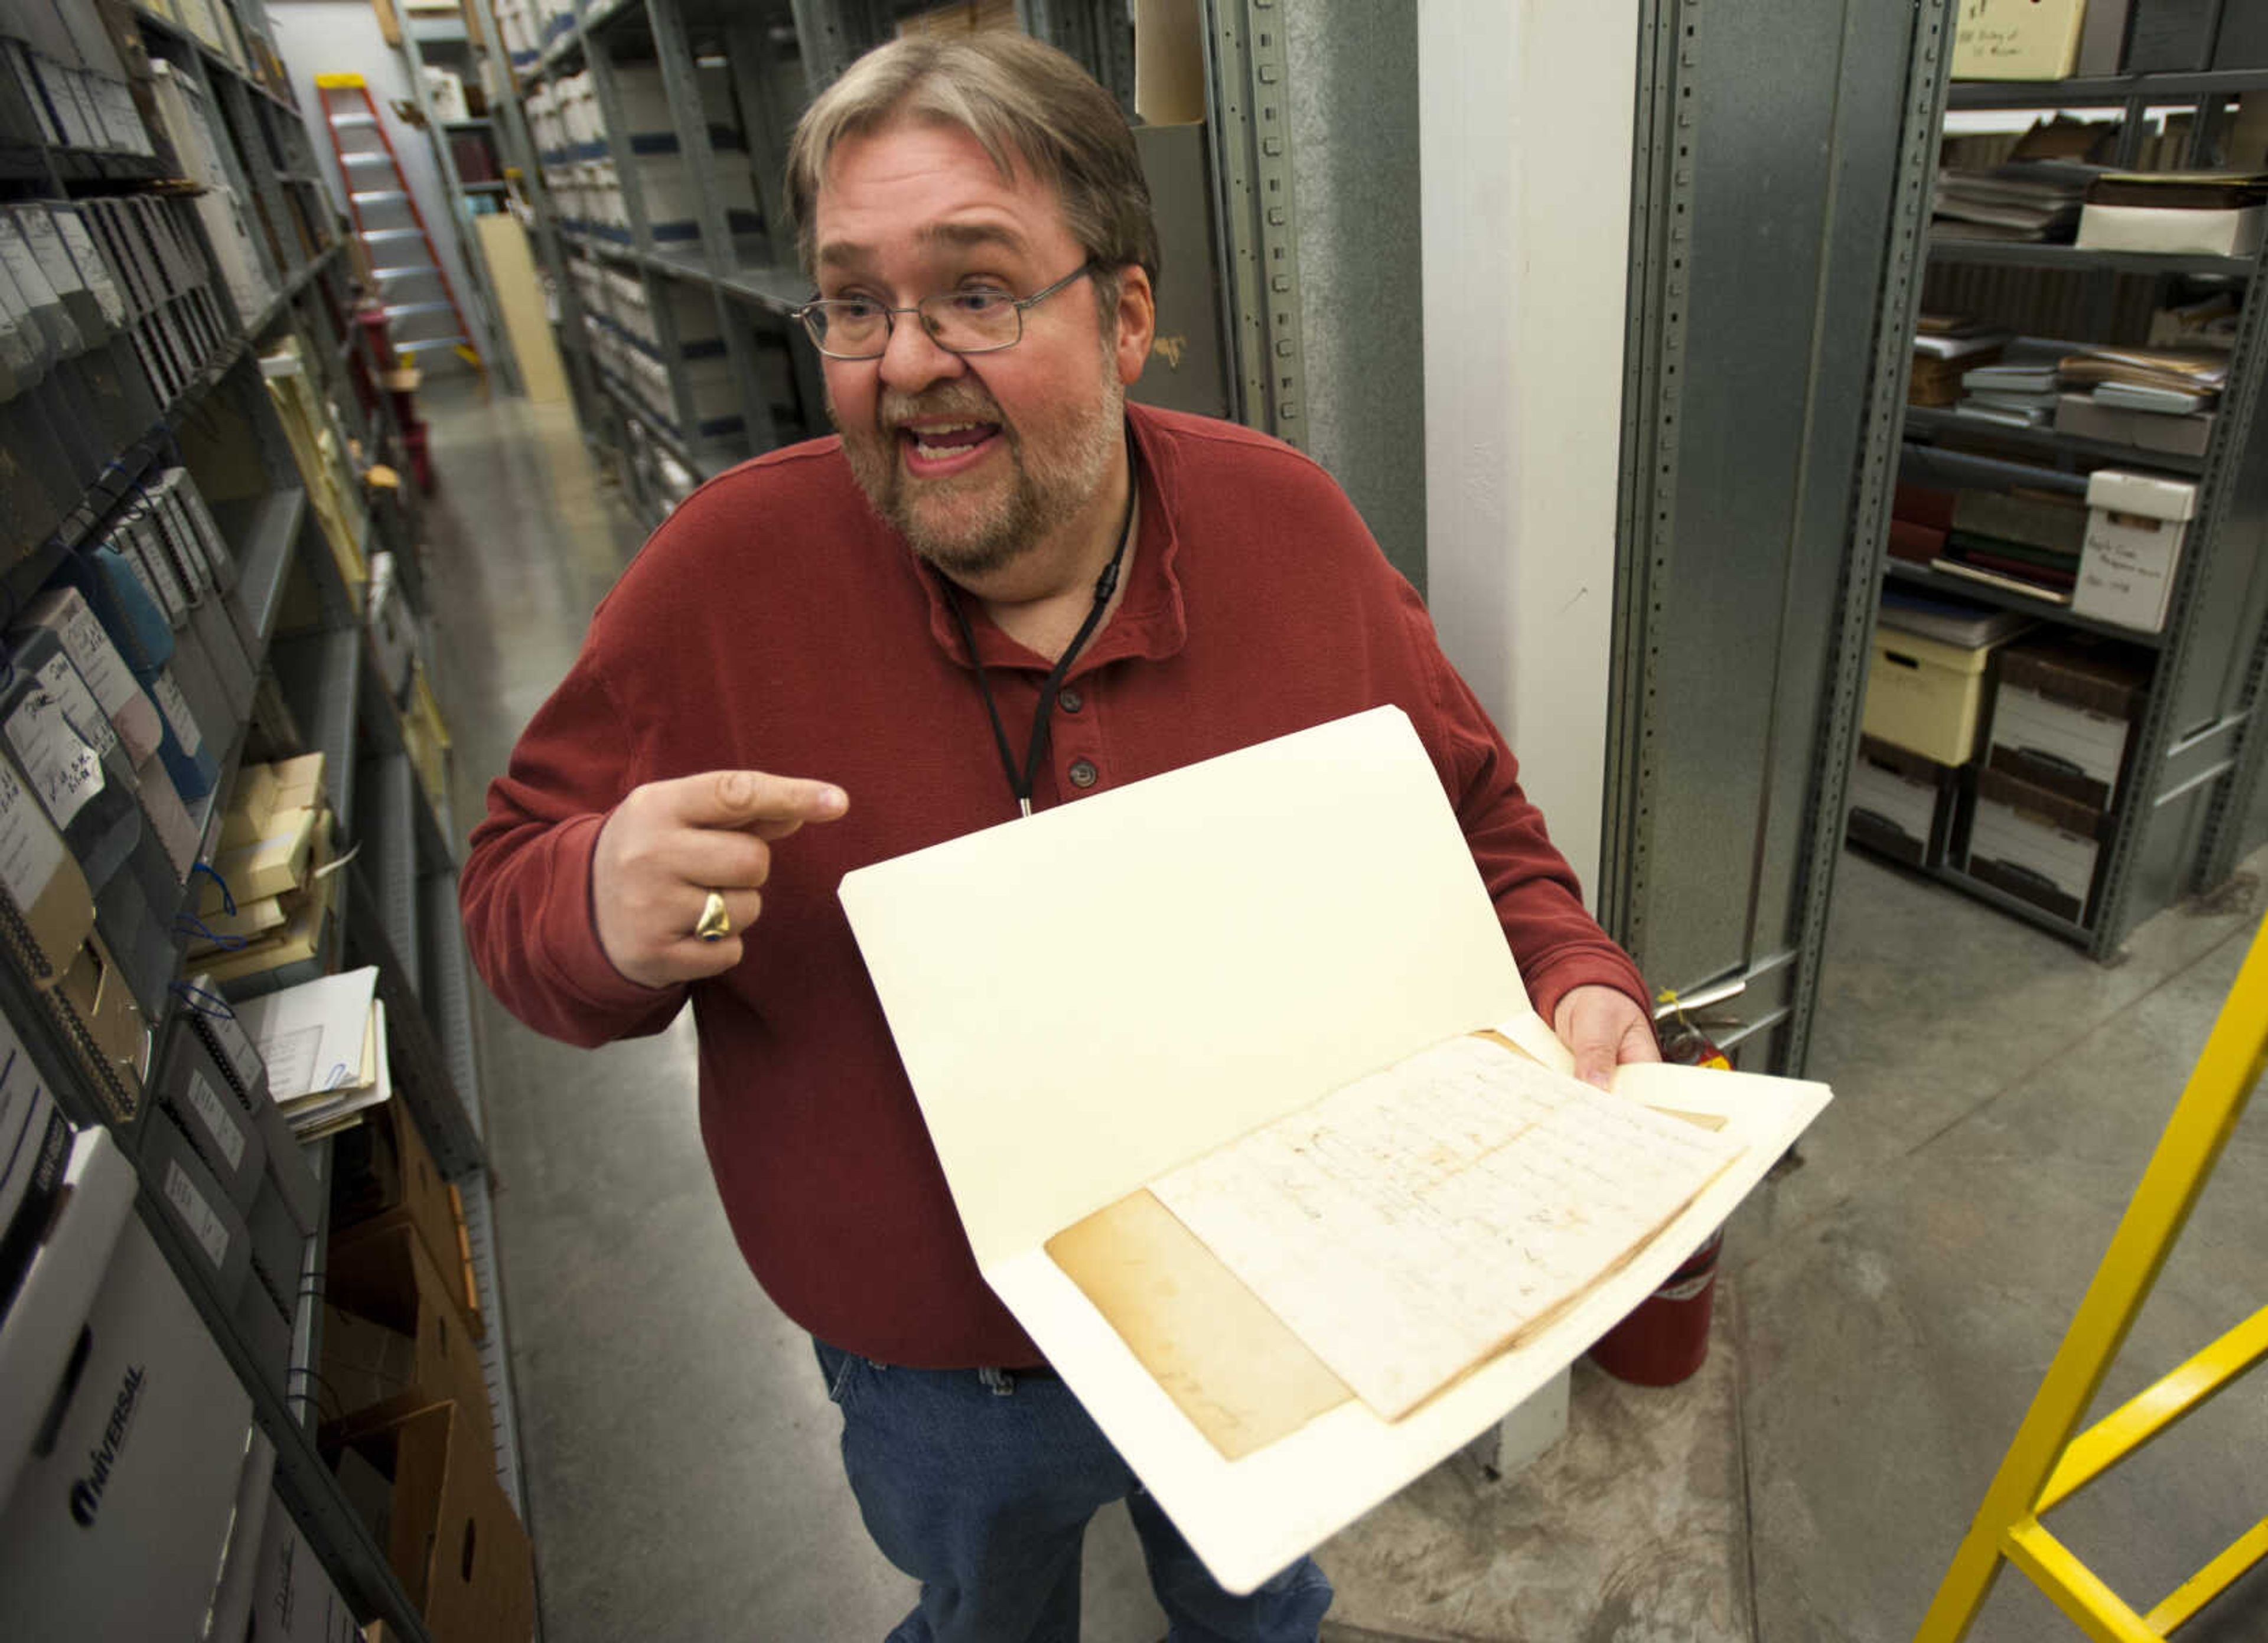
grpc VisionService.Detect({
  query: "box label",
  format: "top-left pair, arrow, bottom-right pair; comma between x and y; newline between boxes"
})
56,208 -> 124,327
164,1158 -> 231,1270
150,670 -> 204,759
0,759 -> 67,911
187,1070 -> 246,1171
15,207 -> 83,299
6,658 -> 110,829
56,601 -> 138,719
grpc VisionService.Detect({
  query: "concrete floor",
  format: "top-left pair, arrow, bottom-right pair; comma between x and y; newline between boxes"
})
419,386 -> 2267,1643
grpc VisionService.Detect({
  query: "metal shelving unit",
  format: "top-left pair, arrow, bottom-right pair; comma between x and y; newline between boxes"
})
481,0 -> 1332,532
0,4 -> 535,1637
1866,67 -> 2268,956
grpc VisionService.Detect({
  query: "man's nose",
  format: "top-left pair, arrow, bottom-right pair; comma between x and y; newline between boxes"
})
876,310 -> 966,396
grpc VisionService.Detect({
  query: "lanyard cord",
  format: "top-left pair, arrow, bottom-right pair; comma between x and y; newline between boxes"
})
944,451 -> 1139,819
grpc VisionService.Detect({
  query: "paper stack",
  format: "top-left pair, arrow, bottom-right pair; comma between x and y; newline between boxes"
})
1933,161 -> 2099,244
1935,487 -> 2089,604
2076,171 -> 2268,259
2052,345 -> 2225,459
1958,337 -> 2070,427
193,754 -> 341,987
228,966 -> 389,1141
1909,314 -> 2009,408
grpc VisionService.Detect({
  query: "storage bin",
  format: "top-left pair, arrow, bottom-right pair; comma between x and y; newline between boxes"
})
1861,627 -> 2001,764
1846,735 -> 1956,868
1967,764 -> 2106,926
1986,637 -> 2148,810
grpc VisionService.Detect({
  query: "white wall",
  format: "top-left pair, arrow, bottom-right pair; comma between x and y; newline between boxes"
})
1419,0 -> 1636,905
268,0 -> 484,374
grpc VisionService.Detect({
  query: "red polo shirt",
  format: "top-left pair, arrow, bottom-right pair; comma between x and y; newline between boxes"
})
462,403 -> 1648,1367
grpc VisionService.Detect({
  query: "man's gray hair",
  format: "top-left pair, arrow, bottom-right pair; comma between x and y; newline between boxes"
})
784,32 -> 1161,296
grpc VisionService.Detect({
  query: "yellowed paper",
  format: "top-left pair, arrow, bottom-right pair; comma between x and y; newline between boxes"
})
1047,1189 -> 1352,1461
1149,1034 -> 1744,1419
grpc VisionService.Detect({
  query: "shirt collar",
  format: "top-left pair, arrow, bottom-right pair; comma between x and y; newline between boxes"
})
915,401 -> 1190,676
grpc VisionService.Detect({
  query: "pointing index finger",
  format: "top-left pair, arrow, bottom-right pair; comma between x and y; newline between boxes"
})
667,770 -> 850,833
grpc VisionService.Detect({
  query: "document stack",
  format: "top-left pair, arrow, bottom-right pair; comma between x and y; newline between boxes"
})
230,964 -> 385,1140
1932,161 -> 2098,244
1909,314 -> 2008,407
1956,337 -> 2067,427
192,752 -> 340,991
262,335 -> 371,598
2054,344 -> 2225,459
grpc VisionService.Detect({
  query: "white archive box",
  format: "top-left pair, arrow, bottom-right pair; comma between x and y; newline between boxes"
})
0,1128 -> 257,1641
839,708 -> 1830,1593
2073,467 -> 2199,634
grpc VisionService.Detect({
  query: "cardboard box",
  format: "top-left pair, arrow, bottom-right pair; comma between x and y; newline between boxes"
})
0,1132 -> 255,1641
333,1097 -> 470,1320
1987,638 -> 2149,809
1862,625 -> 2003,765
2074,468 -> 2199,634
322,1218 -> 491,1448
1968,764 -> 2106,925
329,1402 -> 535,1643
1845,735 -> 1956,869
1952,0 -> 2085,80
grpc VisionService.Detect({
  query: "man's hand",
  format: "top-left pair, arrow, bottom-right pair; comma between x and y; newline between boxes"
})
1551,985 -> 1662,1090
592,770 -> 848,989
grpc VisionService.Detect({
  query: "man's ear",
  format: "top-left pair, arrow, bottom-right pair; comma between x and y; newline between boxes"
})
1113,266 -> 1156,386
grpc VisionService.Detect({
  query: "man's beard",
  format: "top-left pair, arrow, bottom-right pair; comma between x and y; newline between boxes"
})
834,364 -> 1123,582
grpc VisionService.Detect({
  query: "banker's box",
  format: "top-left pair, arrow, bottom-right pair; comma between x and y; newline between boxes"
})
249,1485 -> 360,1642
1966,764 -> 2107,925
1862,627 -> 2002,765
1845,735 -> 1957,869
2073,468 -> 2198,635
0,1162 -> 255,1639
1986,638 -> 2148,811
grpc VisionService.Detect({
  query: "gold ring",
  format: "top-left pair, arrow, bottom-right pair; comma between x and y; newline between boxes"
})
695,889 -> 732,943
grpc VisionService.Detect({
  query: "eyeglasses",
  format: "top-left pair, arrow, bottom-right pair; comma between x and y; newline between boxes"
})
791,262 -> 1099,360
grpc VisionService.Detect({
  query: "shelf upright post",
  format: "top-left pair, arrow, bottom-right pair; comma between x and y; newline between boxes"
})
722,16 -> 799,273
2089,230 -> 2268,953
1198,0 -> 1309,448
787,0 -> 863,96
649,0 -> 777,458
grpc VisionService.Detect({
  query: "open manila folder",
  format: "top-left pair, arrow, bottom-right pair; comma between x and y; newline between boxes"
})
839,707 -> 1829,1593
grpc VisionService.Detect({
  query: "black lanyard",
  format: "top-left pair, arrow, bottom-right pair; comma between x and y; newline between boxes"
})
944,455 -> 1139,819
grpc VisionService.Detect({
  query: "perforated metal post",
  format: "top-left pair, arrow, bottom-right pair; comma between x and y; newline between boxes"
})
1201,0 -> 1308,447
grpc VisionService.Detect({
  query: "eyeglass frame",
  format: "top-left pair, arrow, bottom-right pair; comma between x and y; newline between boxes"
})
790,261 -> 1103,360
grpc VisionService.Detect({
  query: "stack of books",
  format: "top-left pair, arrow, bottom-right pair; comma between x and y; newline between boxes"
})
191,753 -> 341,987
1933,161 -> 2100,244
1936,488 -> 2089,605
1957,339 -> 2070,426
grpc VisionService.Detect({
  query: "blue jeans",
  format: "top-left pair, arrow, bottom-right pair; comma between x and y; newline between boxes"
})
814,1341 -> 1333,1643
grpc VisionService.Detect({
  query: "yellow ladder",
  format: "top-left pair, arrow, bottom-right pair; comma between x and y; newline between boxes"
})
1915,910 -> 2268,1642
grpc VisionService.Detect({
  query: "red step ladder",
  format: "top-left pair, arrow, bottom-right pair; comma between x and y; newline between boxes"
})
315,73 -> 481,374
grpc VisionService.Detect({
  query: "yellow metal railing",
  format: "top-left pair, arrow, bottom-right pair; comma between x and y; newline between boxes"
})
1914,909 -> 2268,1642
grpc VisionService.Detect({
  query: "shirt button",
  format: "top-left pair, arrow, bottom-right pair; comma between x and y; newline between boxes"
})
1068,759 -> 1099,789
1058,687 -> 1083,713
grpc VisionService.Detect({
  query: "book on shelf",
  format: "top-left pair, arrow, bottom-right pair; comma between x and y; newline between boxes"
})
1931,557 -> 2074,606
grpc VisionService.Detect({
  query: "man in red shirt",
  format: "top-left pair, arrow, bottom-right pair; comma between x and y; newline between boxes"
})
464,30 -> 1657,1643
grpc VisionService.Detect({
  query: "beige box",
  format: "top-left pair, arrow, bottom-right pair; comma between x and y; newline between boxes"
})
1862,627 -> 2002,765
1952,0 -> 2083,80
2075,202 -> 2265,259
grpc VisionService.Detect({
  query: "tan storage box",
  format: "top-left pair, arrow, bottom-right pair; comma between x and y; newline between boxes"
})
1862,627 -> 2002,765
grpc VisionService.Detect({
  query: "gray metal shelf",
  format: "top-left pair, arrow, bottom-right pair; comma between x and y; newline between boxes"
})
269,623 -> 363,826
1881,559 -> 2169,650
1901,405 -> 2209,477
1947,69 -> 2268,108
208,483 -> 308,656
1925,237 -> 2256,280
359,752 -> 422,998
287,1135 -> 333,1431
457,1166 -> 531,1515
